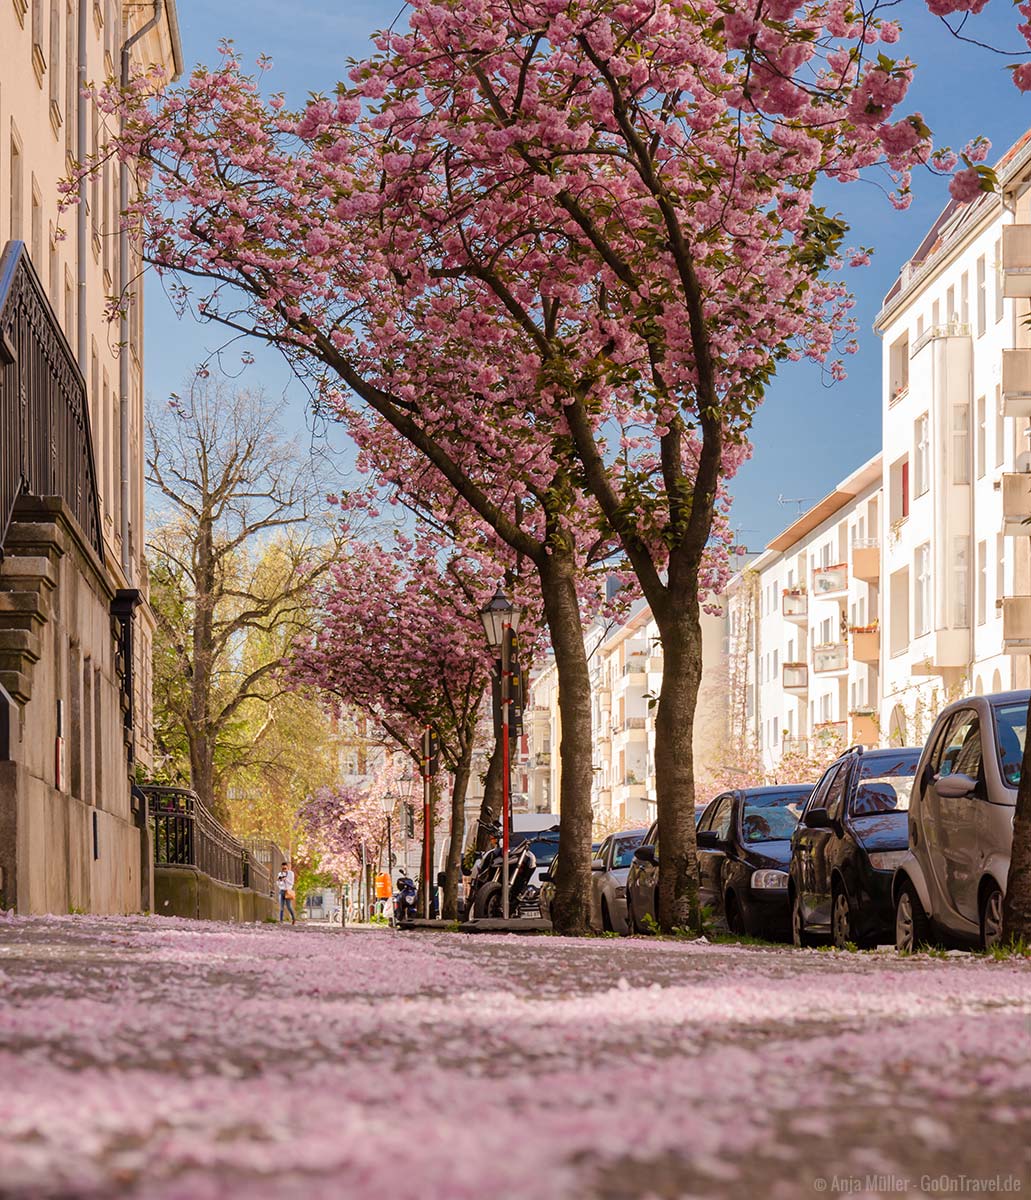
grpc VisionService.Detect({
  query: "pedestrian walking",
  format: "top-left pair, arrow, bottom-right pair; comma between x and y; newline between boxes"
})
277,861 -> 296,924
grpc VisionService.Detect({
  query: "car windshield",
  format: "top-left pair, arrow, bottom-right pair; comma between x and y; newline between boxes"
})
612,834 -> 645,868
995,701 -> 1027,787
740,789 -> 810,843
852,753 -> 920,816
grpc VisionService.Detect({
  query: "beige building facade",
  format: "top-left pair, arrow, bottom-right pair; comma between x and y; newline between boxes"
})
0,0 -> 181,913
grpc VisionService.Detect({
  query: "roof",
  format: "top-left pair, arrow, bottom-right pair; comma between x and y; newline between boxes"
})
765,452 -> 882,553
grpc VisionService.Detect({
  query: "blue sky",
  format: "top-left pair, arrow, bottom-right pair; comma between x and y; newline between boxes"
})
144,1 -> 1030,546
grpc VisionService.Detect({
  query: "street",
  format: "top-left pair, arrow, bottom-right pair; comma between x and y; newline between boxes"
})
0,916 -> 1028,1200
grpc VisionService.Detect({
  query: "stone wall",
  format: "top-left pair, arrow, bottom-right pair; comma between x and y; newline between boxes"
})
155,865 -> 276,923
0,498 -> 144,914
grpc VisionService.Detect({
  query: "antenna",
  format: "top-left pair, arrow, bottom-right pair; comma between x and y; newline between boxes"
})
778,494 -> 817,515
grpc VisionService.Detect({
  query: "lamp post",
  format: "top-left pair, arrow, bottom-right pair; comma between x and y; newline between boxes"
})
479,585 -> 522,920
378,791 -> 395,925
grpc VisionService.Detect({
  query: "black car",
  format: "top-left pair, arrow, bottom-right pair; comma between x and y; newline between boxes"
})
789,745 -> 922,948
694,785 -> 814,940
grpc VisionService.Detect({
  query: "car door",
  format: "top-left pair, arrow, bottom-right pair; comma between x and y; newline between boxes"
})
796,764 -> 838,923
805,762 -> 850,928
932,708 -> 984,931
591,836 -> 612,929
698,794 -> 734,914
627,820 -> 658,925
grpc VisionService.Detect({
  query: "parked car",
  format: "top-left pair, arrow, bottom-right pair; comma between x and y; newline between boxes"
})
625,786 -> 812,937
893,691 -> 1025,951
590,828 -> 647,933
789,745 -> 922,948
510,825 -> 560,889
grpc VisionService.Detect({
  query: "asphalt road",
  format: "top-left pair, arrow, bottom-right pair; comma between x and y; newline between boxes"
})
0,915 -> 1028,1199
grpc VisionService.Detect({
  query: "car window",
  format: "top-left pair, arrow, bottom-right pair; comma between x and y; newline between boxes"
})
937,710 -> 982,782
596,837 -> 611,865
708,796 -> 735,841
612,834 -> 645,869
697,798 -> 721,831
805,763 -> 838,813
823,763 -> 850,819
851,753 -> 920,816
994,701 -> 1027,787
740,788 -> 810,842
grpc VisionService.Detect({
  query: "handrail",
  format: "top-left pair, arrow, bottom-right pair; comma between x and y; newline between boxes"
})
142,784 -> 259,890
0,241 -> 103,559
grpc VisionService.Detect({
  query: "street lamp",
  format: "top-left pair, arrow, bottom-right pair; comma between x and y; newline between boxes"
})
479,585 -> 522,919
378,792 -> 395,926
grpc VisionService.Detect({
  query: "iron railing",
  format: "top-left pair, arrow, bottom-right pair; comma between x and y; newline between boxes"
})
242,837 -> 285,897
143,785 -> 249,889
0,241 -> 103,559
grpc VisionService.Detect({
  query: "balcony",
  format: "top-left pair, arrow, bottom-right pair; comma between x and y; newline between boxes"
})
851,540 -> 880,583
1002,349 -> 1031,419
613,716 -> 648,739
812,563 -> 848,597
850,711 -> 879,747
850,626 -> 880,664
782,662 -> 808,693
1001,596 -> 1031,653
782,589 -> 808,622
1002,224 -> 1031,299
623,656 -> 648,678
782,736 -> 809,757
1002,473 -> 1031,536
813,642 -> 848,673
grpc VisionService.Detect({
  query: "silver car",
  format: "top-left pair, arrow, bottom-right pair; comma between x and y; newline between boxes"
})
894,690 -> 1024,952
590,828 -> 647,933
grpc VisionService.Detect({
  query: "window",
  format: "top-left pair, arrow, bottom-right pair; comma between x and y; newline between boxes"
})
976,255 -> 986,336
772,650 -> 778,676
913,413 -> 929,497
823,763 -> 850,819
31,0 -> 45,74
890,455 -> 910,523
994,701 -> 1026,786
890,568 -> 910,657
960,272 -> 969,326
48,0 -> 60,116
914,543 -> 931,637
890,333 -> 909,401
952,404 -> 970,484
48,224 -> 58,304
10,137 -> 23,240
953,536 -> 970,628
977,540 -> 987,626
30,179 -> 42,263
997,533 -> 1006,610
976,395 -> 985,479
935,711 -> 982,784
996,384 -> 1005,470
932,298 -> 940,326
995,238 -> 1005,323
705,797 -> 734,841
946,284 -> 956,322
64,1 -> 75,155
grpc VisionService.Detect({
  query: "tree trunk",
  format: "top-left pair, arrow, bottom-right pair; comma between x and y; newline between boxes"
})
1003,686 -> 1031,943
651,604 -> 704,934
443,740 -> 473,920
417,777 -> 439,917
475,743 -> 504,851
538,551 -> 594,936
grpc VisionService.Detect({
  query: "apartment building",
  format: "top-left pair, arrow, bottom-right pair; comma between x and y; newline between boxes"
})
527,603 -> 726,832
724,129 -> 1031,772
0,0 -> 181,913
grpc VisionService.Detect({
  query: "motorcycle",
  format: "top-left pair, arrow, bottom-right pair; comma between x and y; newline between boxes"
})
394,873 -> 418,923
467,832 -> 541,919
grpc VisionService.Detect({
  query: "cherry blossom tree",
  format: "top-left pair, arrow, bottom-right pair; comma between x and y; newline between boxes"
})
78,0 -> 1028,931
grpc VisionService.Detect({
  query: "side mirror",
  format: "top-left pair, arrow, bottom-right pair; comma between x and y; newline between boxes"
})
591,858 -> 606,872
935,772 -> 977,800
634,845 -> 657,865
804,807 -> 833,829
696,829 -> 724,849
539,871 -> 552,883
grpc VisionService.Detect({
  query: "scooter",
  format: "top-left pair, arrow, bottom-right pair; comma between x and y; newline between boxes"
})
394,873 -> 418,923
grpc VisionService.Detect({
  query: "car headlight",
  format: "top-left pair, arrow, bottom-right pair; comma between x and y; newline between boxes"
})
751,870 -> 789,890
614,886 -> 626,899
867,850 -> 909,872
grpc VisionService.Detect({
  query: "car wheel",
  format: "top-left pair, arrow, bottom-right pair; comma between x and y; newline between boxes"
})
725,891 -> 745,937
474,882 -> 503,920
980,881 -> 1004,950
832,887 -> 852,950
895,879 -> 931,953
601,897 -> 613,933
791,889 -> 815,948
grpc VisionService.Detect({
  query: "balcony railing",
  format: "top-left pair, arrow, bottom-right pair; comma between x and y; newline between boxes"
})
1001,596 -> 1031,653
813,642 -> 848,673
850,626 -> 880,663
782,736 -> 809,756
850,711 -> 879,747
144,785 -> 251,889
1002,473 -> 1031,536
782,589 -> 808,621
782,662 -> 808,692
241,837 -> 286,898
814,720 -> 848,745
812,563 -> 848,596
0,241 -> 102,559
851,540 -> 880,583
623,657 -> 648,675
1002,349 -> 1031,419
1002,224 -> 1031,299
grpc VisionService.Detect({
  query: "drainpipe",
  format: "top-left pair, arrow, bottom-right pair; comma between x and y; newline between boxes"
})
117,1 -> 163,582
76,0 -> 87,371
